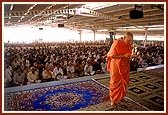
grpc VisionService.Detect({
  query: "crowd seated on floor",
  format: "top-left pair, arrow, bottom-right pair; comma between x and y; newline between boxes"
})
130,43 -> 164,71
4,41 -> 164,88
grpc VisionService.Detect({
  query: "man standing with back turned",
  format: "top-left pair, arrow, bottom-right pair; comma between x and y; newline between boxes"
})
107,32 -> 133,109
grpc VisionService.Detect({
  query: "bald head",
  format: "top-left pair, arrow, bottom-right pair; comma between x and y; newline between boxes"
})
124,32 -> 133,45
125,32 -> 133,38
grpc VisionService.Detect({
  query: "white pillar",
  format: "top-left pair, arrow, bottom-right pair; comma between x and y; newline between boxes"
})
93,30 -> 96,42
79,30 -> 82,42
144,28 -> 148,47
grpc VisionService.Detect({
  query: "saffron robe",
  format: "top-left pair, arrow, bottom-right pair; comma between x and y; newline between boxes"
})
107,38 -> 132,103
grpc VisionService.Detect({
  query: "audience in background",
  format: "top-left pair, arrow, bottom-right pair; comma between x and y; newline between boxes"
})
74,58 -> 84,77
4,41 -> 164,87
4,63 -> 13,87
84,60 -> 95,76
27,67 -> 41,84
13,67 -> 25,86
67,61 -> 75,79
42,66 -> 53,82
53,63 -> 64,80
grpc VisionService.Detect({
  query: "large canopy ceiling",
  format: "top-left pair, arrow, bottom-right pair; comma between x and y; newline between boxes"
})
3,2 -> 165,36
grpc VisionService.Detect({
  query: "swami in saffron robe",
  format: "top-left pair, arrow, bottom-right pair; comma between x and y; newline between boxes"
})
107,38 -> 132,103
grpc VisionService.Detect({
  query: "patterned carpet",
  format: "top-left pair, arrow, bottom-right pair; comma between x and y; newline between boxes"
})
78,96 -> 150,111
5,67 -> 164,111
4,78 -> 150,111
142,67 -> 164,77
96,67 -> 164,111
4,80 -> 110,111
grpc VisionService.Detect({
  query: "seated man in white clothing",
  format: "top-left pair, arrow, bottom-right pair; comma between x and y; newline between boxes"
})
84,60 -> 95,76
42,66 -> 53,82
27,67 -> 41,84
53,63 -> 65,80
101,59 -> 108,73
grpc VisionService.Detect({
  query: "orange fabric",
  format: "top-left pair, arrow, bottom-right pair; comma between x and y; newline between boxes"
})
107,38 -> 132,103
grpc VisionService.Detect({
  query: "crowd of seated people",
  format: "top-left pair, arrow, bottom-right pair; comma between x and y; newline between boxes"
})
130,43 -> 164,71
4,41 -> 164,88
4,42 -> 109,88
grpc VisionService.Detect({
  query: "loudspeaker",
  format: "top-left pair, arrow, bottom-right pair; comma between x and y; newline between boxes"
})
39,28 -> 43,30
58,24 -> 64,27
129,10 -> 143,19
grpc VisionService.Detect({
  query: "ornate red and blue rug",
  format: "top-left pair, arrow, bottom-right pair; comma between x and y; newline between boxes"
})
4,80 -> 110,111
